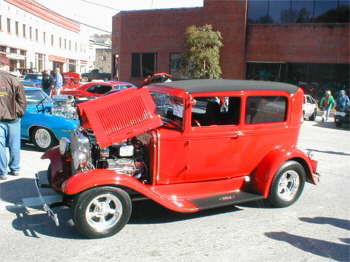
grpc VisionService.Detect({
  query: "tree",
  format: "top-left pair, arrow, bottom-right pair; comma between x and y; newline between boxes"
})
182,24 -> 223,79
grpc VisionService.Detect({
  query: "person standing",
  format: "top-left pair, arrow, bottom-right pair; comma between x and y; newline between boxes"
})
41,70 -> 54,96
54,67 -> 63,96
0,56 -> 27,180
319,90 -> 335,122
336,90 -> 350,112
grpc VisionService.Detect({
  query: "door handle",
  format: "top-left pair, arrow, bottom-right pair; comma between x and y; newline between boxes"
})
232,131 -> 243,139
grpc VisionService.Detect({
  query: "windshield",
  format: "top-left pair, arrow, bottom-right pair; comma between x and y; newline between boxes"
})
25,89 -> 52,105
24,74 -> 42,81
151,92 -> 184,128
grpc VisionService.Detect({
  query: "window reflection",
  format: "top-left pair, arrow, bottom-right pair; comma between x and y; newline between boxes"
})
248,0 -> 349,24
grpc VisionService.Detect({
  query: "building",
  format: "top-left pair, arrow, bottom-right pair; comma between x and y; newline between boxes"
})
0,0 -> 91,74
89,34 -> 112,73
112,0 -> 349,94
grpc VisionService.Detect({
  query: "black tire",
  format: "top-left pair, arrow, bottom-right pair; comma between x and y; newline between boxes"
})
31,127 -> 57,151
309,111 -> 317,121
72,187 -> 132,238
268,161 -> 306,208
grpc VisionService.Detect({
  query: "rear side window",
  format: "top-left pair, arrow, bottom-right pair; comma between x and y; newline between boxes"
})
246,96 -> 287,124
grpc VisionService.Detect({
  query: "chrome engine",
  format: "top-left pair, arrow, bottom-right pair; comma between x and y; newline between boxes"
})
51,95 -> 78,119
61,129 -> 149,181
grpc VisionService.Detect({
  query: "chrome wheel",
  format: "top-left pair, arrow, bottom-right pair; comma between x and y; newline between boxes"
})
34,128 -> 52,149
277,170 -> 300,202
85,193 -> 123,233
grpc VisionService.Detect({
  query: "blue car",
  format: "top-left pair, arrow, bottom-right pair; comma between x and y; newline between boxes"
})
22,87 -> 79,150
21,73 -> 43,87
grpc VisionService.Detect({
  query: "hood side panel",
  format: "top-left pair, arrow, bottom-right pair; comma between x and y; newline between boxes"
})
78,88 -> 162,148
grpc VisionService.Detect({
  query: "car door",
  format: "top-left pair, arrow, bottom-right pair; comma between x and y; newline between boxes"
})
185,95 -> 245,182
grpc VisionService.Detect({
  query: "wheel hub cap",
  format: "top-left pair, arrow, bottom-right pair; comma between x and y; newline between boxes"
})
277,170 -> 300,202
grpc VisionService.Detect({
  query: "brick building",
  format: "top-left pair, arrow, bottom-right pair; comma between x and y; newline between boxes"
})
112,0 -> 349,94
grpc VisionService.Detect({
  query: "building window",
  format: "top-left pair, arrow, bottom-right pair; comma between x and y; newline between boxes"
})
246,62 -> 350,100
15,21 -> 19,36
7,18 -> 10,33
64,39 -> 67,49
75,42 -> 78,52
20,50 -> 26,56
0,15 -> 2,31
69,40 -> 71,51
51,34 -> 54,46
10,48 -> 17,54
23,24 -> 26,38
59,37 -> 62,48
245,96 -> 287,124
169,53 -> 185,79
43,32 -> 46,44
35,28 -> 38,41
131,53 -> 157,78
29,26 -> 32,40
248,0 -> 350,24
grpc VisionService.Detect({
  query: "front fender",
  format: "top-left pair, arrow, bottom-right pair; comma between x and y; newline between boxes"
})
63,169 -> 199,213
252,146 -> 318,198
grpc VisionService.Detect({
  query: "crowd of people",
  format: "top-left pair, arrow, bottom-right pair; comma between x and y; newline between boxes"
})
319,89 -> 350,122
41,68 -> 63,96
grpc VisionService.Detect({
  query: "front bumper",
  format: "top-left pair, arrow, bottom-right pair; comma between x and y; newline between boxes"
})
34,171 -> 63,226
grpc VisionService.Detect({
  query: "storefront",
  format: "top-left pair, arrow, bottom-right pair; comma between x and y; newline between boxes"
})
49,55 -> 65,72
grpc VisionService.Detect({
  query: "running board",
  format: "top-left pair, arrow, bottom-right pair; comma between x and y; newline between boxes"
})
190,191 -> 264,211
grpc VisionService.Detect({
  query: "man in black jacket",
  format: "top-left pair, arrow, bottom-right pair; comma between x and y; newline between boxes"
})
41,69 -> 54,96
0,56 -> 27,180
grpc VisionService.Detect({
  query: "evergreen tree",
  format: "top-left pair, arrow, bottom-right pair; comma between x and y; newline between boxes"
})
182,24 -> 223,79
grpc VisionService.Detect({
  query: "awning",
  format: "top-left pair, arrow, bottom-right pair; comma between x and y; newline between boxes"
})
49,55 -> 66,63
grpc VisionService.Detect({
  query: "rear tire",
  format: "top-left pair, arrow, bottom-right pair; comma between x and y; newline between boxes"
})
268,161 -> 305,208
309,111 -> 317,121
72,187 -> 132,238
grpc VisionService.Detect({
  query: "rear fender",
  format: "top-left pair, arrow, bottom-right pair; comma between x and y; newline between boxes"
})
252,146 -> 318,198
62,169 -> 199,213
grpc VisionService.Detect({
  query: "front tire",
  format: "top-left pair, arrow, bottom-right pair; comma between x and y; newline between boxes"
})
72,187 -> 132,238
31,127 -> 57,151
268,161 -> 305,208
309,111 -> 317,121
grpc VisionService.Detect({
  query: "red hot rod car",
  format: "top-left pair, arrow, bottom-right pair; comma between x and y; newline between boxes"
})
39,79 -> 319,238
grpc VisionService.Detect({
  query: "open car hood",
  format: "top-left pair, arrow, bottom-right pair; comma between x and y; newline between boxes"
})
77,88 -> 162,148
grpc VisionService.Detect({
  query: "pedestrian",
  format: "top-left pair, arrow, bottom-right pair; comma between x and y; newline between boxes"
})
41,69 -> 54,96
54,67 -> 63,96
335,90 -> 350,112
319,90 -> 335,122
0,56 -> 27,180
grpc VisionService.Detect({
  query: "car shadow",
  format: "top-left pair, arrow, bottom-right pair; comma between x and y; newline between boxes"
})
299,216 -> 350,231
20,141 -> 43,152
129,200 -> 242,224
312,121 -> 349,130
264,231 -> 349,261
306,148 -> 350,156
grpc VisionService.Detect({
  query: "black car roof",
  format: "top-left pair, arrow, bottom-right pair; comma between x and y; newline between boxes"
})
156,79 -> 299,94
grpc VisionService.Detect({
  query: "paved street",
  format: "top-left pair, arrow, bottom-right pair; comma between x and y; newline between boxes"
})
0,118 -> 349,262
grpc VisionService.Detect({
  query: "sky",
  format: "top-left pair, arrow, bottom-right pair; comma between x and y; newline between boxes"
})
36,0 -> 203,33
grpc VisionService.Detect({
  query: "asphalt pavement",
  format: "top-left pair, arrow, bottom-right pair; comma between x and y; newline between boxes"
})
0,117 -> 349,262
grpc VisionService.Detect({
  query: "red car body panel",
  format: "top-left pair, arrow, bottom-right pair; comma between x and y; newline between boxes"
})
43,80 -> 318,213
61,81 -> 133,98
77,87 -> 162,148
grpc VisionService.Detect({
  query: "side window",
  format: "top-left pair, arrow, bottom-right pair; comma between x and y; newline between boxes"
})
192,96 -> 241,126
246,96 -> 287,124
87,85 -> 98,92
95,85 -> 112,94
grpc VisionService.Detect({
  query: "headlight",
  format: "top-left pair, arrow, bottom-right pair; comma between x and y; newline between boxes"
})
59,137 -> 71,155
73,150 -> 89,170
119,145 -> 134,157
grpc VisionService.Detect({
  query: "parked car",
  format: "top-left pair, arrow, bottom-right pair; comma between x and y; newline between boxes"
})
21,73 -> 43,87
62,72 -> 81,90
61,81 -> 137,98
81,69 -> 111,82
141,72 -> 173,87
22,87 -> 79,150
302,94 -> 318,121
334,106 -> 350,128
38,80 -> 319,238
